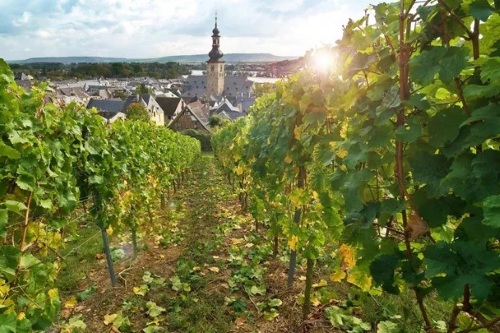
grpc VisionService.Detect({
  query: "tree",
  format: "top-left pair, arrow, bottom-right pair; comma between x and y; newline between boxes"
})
127,103 -> 150,122
135,83 -> 152,94
209,115 -> 229,128
253,82 -> 275,97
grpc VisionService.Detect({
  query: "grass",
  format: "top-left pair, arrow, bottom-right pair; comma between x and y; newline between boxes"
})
56,223 -> 103,293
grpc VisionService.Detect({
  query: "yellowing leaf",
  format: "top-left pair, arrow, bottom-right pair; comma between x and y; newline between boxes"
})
103,313 -> 117,325
340,123 -> 348,139
48,288 -> 59,299
336,148 -> 348,159
311,297 -> 321,307
192,266 -> 201,272
339,244 -> 356,270
347,267 -> 372,292
330,270 -> 346,282
133,284 -> 148,296
0,279 -> 9,297
312,279 -> 327,288
231,238 -> 244,245
64,296 -> 77,309
16,312 -> 25,320
288,235 -> 299,251
294,126 -> 302,140
235,165 -> 244,176
106,226 -> 113,236
284,155 -> 293,164
208,267 -> 220,273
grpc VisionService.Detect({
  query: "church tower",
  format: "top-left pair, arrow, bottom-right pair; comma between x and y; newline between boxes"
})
207,14 -> 225,96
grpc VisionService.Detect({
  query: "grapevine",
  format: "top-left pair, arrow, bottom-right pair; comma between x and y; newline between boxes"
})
213,0 -> 500,330
0,60 -> 200,331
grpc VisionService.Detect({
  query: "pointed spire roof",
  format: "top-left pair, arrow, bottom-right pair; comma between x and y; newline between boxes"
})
212,12 -> 220,36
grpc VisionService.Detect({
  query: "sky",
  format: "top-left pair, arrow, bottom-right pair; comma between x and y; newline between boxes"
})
0,0 -> 379,60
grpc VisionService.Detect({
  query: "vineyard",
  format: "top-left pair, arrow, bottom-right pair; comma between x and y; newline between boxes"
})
1,0 -> 500,332
213,0 -> 500,332
0,59 -> 200,331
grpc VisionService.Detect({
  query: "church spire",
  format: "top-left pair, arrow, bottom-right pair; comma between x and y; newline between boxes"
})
208,12 -> 223,62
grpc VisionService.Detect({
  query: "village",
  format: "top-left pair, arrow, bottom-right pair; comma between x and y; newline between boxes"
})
11,17 -> 302,134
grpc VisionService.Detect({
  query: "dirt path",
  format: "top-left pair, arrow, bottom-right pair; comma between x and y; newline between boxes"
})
56,155 -> 328,333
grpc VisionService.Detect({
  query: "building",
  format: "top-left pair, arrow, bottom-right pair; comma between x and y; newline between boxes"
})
87,94 -> 165,125
156,96 -> 184,124
180,15 -> 254,107
207,15 -> 225,96
168,102 -> 211,133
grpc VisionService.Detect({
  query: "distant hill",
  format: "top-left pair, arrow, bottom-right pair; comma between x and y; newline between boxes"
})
8,53 -> 298,64
9,56 -> 133,64
142,53 -> 298,63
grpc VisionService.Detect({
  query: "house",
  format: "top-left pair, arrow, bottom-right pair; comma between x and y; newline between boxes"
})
56,87 -> 90,105
87,95 -> 164,125
156,96 -> 184,124
210,97 -> 246,120
167,103 -> 211,133
99,111 -> 127,123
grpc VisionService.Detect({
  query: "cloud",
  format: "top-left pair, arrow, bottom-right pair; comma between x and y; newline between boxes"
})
0,0 -> 378,60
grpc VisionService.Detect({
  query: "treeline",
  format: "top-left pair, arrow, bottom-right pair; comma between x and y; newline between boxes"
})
10,62 -> 191,80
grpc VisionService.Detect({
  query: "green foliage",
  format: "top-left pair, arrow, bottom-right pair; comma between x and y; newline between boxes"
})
181,129 -> 212,151
9,61 -> 190,80
126,102 -> 150,122
212,1 -> 500,331
0,59 -> 200,331
208,115 -> 230,128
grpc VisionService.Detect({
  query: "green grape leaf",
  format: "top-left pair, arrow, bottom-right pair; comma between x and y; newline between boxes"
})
0,313 -> 16,333
303,111 -> 327,128
480,57 -> 500,83
20,254 -> 40,269
410,47 -> 446,85
410,46 -> 468,85
483,194 -> 500,228
146,301 -> 166,317
424,241 -> 500,301
370,254 -> 400,294
143,326 -> 162,333
427,106 -> 466,148
4,200 -> 27,215
408,151 -> 450,184
0,142 -> 20,159
394,116 -> 422,143
0,210 -> 7,238
377,320 -> 400,333
469,0 -> 495,21
76,285 -> 97,301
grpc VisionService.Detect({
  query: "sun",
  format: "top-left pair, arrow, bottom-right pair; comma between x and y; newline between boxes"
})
311,49 -> 334,72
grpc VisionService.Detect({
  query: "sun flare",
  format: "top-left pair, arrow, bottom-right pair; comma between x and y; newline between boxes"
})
311,50 -> 334,72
